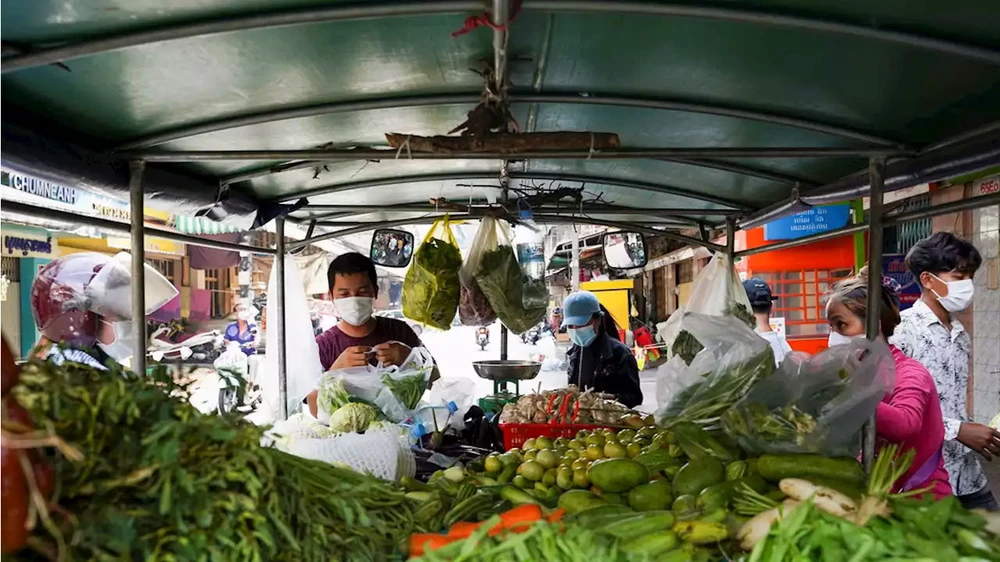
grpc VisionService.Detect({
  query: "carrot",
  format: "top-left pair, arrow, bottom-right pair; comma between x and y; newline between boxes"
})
484,503 -> 545,537
447,521 -> 482,539
546,508 -> 566,523
409,533 -> 457,557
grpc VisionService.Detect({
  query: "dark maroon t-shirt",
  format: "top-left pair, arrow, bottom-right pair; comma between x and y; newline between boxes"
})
315,317 -> 424,371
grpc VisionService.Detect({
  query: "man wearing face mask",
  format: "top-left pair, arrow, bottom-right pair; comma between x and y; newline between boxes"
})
563,291 -> 642,408
29,252 -> 177,370
890,232 -> 997,511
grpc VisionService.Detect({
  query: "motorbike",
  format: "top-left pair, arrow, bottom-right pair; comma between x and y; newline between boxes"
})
476,327 -> 489,351
521,325 -> 541,345
215,342 -> 261,414
147,319 -> 224,363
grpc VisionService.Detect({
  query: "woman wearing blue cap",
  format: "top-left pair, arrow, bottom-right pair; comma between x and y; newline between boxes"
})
563,291 -> 643,408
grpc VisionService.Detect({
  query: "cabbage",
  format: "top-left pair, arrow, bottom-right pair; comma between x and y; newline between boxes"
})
317,375 -> 351,416
328,403 -> 379,433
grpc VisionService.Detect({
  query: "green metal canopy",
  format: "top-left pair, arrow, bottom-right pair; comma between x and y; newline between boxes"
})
2,1 -> 999,239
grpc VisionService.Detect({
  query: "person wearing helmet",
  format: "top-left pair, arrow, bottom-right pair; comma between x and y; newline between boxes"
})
30,252 -> 178,370
563,291 -> 642,408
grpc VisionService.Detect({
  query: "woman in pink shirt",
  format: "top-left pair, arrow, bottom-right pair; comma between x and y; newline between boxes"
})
825,270 -> 952,499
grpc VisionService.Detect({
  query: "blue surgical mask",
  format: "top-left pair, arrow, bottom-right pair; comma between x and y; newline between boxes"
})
568,326 -> 598,347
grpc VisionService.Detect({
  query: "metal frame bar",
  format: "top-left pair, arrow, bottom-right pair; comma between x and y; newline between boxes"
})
275,218 -> 288,420
116,92 -> 900,151
0,200 -> 277,254
129,161 -> 147,374
734,191 -> 1000,258
296,202 -> 737,219
861,157 -> 886,472
4,1 -> 997,73
116,147 -> 911,162
273,171 -> 751,210
659,158 -> 818,187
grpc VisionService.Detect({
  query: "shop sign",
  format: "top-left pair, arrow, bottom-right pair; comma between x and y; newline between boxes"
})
763,204 -> 851,241
883,253 -> 921,311
2,227 -> 59,258
0,169 -> 79,205
973,175 -> 999,196
107,236 -> 184,256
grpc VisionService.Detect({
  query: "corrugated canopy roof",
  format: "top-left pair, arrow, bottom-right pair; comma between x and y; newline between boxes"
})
2,1 -> 999,243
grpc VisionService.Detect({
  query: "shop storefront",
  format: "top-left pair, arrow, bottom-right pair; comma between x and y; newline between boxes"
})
0,224 -> 60,358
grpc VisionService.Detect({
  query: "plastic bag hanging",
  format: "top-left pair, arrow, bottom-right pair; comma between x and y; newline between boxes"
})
458,217 -> 499,326
472,219 -> 546,334
722,338 -> 895,456
513,203 -> 547,311
402,216 -> 462,330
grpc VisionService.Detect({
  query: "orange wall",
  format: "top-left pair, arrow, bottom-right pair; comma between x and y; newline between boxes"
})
741,227 -> 856,272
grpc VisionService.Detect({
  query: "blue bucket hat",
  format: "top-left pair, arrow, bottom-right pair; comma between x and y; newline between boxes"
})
561,291 -> 602,328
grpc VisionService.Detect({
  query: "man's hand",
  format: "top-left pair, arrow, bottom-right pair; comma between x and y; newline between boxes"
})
957,422 -> 1000,461
331,346 -> 371,370
374,342 -> 410,367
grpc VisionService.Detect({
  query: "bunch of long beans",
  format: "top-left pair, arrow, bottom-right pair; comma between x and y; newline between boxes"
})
13,356 -> 423,561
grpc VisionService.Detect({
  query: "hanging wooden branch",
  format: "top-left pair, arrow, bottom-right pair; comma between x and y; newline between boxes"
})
385,132 -> 620,154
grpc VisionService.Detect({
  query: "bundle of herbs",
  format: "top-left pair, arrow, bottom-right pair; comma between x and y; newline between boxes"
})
12,357 -> 424,561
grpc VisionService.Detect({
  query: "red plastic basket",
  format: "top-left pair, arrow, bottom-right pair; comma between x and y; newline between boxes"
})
498,423 -> 617,450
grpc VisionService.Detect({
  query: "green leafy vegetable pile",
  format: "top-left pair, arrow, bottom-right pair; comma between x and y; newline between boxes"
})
382,372 -> 427,410
474,246 -> 546,334
403,236 -> 463,331
723,404 -> 818,450
13,358 -> 423,561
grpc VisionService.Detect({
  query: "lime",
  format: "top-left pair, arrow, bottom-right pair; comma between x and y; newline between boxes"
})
585,433 -> 606,447
556,467 -> 575,490
568,439 -> 585,450
627,442 -> 643,458
604,442 -> 628,459
535,436 -> 554,450
536,449 -> 559,469
562,449 -> 580,462
571,458 -> 589,472
484,454 -> 503,474
543,467 -> 558,487
585,444 -> 605,461
521,460 -> 545,482
554,437 -> 569,448
523,438 -> 538,451
573,468 -> 591,488
513,475 -> 532,490
499,453 -> 519,467
617,429 -> 637,443
523,449 -> 538,461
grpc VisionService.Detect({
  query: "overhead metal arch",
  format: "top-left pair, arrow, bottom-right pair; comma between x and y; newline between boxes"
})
270,171 -> 752,210
116,91 -> 901,151
3,0 -> 998,74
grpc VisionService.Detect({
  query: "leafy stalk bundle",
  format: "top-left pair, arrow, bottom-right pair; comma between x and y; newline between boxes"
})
13,357 -> 423,561
382,372 -> 427,410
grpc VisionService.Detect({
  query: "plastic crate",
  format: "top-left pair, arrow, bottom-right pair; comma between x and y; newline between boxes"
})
498,423 -> 616,450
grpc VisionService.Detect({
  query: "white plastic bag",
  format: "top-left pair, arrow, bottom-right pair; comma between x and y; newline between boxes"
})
214,341 -> 249,376
259,255 -> 324,422
655,252 -> 752,354
317,346 -> 435,423
419,376 -> 477,432
458,218 -> 499,326
654,312 -> 774,428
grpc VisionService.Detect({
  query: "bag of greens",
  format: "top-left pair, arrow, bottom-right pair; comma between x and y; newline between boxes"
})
458,217 -> 499,326
402,216 -> 462,330
473,219 -> 546,334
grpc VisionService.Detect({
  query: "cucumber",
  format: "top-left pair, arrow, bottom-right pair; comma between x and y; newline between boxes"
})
634,450 -> 681,473
672,520 -> 730,544
454,482 -> 477,503
499,485 -> 540,506
757,454 -> 865,486
567,504 -> 635,525
601,511 -> 677,541
621,531 -> 679,556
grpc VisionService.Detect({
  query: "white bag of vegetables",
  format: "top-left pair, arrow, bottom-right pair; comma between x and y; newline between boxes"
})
317,346 -> 434,423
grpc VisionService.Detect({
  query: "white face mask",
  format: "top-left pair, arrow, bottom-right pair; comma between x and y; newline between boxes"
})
930,274 -> 975,313
98,320 -> 134,361
237,309 -> 254,321
334,297 -> 375,327
827,331 -> 862,347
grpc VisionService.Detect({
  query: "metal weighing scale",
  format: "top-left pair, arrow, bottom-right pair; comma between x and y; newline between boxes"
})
472,360 -> 541,415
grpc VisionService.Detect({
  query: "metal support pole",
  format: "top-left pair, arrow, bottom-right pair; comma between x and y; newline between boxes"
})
570,228 -> 581,292
725,216 -> 737,257
500,326 -> 509,361
861,157 -> 886,473
275,218 -> 289,420
129,161 -> 146,374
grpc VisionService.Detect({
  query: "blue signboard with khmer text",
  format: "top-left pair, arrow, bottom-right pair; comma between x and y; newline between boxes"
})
763,204 -> 852,241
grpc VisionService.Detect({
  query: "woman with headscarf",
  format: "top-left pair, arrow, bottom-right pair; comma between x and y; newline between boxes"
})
562,291 -> 642,408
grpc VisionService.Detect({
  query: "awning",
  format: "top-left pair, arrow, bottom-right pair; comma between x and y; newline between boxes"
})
172,215 -> 243,235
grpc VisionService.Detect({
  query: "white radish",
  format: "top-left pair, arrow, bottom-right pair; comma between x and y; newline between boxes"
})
738,499 -> 801,551
779,478 -> 858,518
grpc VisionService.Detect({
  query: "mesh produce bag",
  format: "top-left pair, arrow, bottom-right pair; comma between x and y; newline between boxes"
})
721,338 -> 895,456
402,216 -> 462,330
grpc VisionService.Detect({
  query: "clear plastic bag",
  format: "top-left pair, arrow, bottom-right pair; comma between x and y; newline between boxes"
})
655,252 -> 753,358
514,224 -> 547,310
402,216 -> 462,330
459,218 -> 499,326
721,338 -> 895,456
317,346 -> 434,423
654,312 -> 774,428
214,341 -> 249,377
473,219 -> 546,334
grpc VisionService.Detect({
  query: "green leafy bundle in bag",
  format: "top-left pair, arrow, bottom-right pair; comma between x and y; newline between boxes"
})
402,216 -> 463,330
